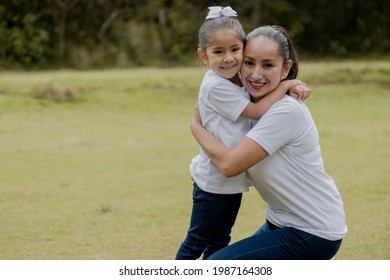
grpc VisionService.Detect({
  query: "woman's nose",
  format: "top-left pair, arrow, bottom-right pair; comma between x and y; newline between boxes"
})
251,66 -> 263,79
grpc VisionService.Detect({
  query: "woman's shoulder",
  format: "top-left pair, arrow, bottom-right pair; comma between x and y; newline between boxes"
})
273,95 -> 304,111
273,95 -> 314,129
263,95 -> 310,125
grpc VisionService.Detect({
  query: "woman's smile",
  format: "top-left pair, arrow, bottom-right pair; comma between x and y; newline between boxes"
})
247,80 -> 267,90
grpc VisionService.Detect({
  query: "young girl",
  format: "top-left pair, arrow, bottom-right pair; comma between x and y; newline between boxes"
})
176,7 -> 309,260
191,25 -> 347,259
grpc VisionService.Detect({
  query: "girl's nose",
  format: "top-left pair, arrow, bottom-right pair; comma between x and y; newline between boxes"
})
223,52 -> 234,63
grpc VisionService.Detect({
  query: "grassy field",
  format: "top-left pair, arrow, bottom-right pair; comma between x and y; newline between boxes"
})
0,61 -> 389,260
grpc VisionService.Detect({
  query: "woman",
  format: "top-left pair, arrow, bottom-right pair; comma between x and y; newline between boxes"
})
190,25 -> 347,260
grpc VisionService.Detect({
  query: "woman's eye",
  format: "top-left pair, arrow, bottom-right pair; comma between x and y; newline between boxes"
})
244,61 -> 254,67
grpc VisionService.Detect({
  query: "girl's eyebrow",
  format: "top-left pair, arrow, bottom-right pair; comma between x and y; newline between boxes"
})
212,43 -> 242,50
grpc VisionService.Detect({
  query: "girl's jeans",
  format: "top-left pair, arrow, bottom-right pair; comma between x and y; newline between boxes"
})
207,220 -> 343,260
175,182 -> 242,260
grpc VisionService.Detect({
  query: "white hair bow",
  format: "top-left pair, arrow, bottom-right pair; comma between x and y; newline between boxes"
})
206,6 -> 238,19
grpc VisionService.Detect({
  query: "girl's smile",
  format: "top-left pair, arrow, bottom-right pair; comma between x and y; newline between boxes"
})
198,28 -> 244,81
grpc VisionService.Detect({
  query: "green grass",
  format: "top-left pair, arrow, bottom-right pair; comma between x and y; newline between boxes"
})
0,61 -> 389,259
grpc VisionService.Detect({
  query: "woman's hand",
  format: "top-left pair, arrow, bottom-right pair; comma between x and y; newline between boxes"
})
191,101 -> 202,126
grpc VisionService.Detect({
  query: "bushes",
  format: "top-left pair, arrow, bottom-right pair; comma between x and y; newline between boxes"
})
0,12 -> 50,69
33,83 -> 83,103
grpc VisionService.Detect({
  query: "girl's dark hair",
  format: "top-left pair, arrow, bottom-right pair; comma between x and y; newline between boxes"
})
246,25 -> 299,79
198,17 -> 245,52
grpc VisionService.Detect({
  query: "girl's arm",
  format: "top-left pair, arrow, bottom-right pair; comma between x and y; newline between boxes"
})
240,79 -> 310,120
191,103 -> 268,177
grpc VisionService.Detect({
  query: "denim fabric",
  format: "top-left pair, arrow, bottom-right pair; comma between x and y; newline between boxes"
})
207,220 -> 343,260
176,182 -> 242,260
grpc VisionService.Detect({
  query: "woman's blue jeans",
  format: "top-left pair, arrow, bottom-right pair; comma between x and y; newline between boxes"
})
207,220 -> 343,260
175,182 -> 242,260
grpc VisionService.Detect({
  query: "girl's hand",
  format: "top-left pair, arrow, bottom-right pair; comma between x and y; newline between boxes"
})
289,82 -> 311,101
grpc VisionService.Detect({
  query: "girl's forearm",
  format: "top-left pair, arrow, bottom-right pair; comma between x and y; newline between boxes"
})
241,79 -> 302,120
256,80 -> 291,111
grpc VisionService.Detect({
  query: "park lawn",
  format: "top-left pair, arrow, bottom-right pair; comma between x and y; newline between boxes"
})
0,61 -> 389,259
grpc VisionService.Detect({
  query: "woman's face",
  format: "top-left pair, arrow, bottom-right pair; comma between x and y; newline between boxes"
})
241,36 -> 291,102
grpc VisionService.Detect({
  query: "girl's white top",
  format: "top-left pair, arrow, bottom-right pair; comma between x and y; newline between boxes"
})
190,70 -> 251,194
246,95 -> 348,240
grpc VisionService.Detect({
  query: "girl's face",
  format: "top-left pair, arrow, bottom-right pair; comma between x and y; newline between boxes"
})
241,36 -> 292,102
198,28 -> 243,81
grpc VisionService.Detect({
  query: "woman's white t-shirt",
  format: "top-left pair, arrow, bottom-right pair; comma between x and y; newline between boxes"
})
190,70 -> 251,194
246,95 -> 347,240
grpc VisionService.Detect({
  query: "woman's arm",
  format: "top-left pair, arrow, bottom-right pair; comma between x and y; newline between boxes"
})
240,79 -> 309,120
191,103 -> 269,177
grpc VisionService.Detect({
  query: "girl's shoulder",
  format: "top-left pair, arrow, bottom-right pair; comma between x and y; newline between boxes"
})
202,70 -> 244,93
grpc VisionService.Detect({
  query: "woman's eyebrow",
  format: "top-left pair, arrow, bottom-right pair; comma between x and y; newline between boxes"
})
243,55 -> 255,60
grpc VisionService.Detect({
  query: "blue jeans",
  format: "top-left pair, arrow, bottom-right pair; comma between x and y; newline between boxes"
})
176,182 -> 242,260
207,220 -> 343,260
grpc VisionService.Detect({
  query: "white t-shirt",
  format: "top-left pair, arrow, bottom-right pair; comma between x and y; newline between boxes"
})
190,70 -> 251,194
246,95 -> 347,240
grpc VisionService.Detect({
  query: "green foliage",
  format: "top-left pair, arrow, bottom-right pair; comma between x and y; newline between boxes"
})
0,1 -> 389,69
0,9 -> 50,68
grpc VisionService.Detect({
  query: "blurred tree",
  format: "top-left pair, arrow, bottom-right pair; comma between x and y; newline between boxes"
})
0,0 -> 388,69
51,0 -> 80,65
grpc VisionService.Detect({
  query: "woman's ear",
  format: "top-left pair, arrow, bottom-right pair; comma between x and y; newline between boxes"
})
282,59 -> 293,80
197,48 -> 208,66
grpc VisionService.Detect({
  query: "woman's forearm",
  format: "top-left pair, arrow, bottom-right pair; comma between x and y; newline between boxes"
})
191,106 -> 269,177
190,118 -> 232,174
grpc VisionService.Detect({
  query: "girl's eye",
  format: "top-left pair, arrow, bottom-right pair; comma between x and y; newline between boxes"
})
232,47 -> 241,52
264,63 -> 274,69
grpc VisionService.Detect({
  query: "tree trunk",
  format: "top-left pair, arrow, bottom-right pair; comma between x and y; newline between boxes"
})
55,0 -> 80,66
251,0 -> 261,27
